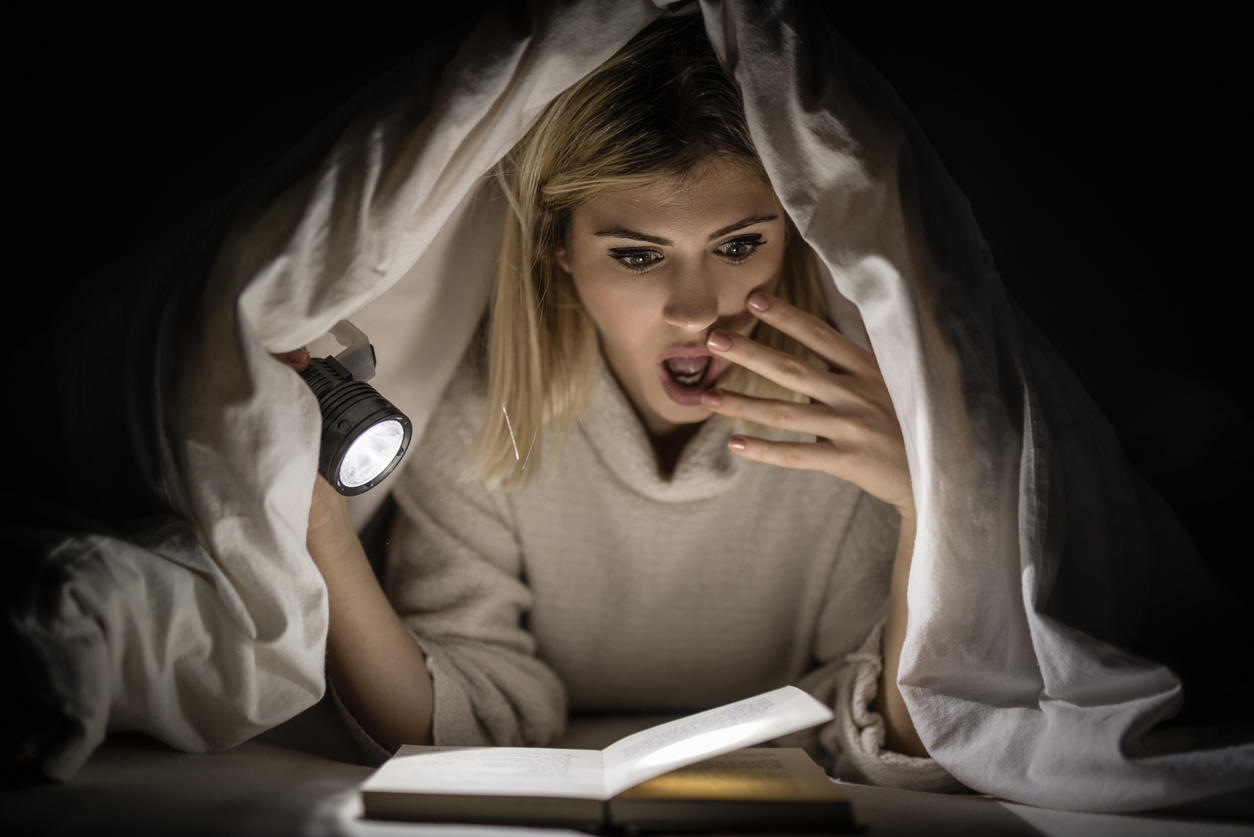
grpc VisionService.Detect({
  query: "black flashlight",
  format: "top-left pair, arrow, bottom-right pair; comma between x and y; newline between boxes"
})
299,322 -> 412,496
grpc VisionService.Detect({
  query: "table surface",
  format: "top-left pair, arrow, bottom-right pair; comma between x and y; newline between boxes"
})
3,705 -> 1250,837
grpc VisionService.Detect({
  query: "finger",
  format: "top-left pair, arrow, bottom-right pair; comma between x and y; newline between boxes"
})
730,433 -> 913,511
745,291 -> 877,376
707,329 -> 845,404
726,434 -> 849,477
702,388 -> 855,438
274,348 -> 311,372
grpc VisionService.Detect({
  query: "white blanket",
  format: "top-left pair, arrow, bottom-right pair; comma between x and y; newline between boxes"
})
13,0 -> 1252,809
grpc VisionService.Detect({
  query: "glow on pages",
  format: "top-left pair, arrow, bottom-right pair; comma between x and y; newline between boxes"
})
630,718 -> 779,773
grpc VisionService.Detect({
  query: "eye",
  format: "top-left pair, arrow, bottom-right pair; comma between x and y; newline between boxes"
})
715,234 -> 765,263
609,248 -> 664,274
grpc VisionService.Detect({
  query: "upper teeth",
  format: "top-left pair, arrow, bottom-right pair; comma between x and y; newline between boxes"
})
666,358 -> 709,387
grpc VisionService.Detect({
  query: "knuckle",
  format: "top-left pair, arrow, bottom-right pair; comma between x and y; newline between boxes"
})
846,381 -> 876,408
816,442 -> 846,474
824,440 -> 861,472
781,446 -> 807,468
868,398 -> 899,429
768,402 -> 798,425
843,444 -> 869,469
852,416 -> 880,445
834,414 -> 872,445
806,320 -> 833,350
778,356 -> 807,382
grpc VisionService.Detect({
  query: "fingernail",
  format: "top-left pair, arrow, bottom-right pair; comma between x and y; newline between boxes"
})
728,436 -> 747,451
747,292 -> 770,312
701,390 -> 723,408
707,331 -> 732,351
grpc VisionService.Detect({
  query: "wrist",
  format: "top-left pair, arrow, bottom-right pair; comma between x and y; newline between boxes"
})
307,518 -> 362,567
307,516 -> 363,574
306,475 -> 359,553
893,491 -> 916,527
893,505 -> 916,566
896,506 -> 916,531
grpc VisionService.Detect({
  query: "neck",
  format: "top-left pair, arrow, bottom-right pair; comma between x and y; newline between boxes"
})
648,422 -> 703,477
600,353 -> 706,477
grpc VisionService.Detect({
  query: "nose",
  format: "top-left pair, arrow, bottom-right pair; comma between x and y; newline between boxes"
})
662,265 -> 719,332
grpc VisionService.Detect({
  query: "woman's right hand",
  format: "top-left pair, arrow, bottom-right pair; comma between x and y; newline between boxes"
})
273,347 -> 311,373
271,347 -> 356,556
271,345 -> 435,748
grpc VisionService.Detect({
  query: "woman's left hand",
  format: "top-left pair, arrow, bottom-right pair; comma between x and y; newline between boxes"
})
701,291 -> 914,521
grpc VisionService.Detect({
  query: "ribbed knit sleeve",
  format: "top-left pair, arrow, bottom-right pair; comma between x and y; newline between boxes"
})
794,493 -> 965,792
379,367 -> 568,748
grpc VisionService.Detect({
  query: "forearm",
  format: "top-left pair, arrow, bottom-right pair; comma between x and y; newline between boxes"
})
308,497 -> 434,752
875,512 -> 929,757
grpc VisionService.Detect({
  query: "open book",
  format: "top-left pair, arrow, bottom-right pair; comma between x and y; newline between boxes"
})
359,685 -> 854,830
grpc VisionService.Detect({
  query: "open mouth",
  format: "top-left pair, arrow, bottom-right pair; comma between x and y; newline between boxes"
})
664,356 -> 711,387
658,352 -> 718,406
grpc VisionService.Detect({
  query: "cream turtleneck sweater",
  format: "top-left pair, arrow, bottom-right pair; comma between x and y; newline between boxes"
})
371,348 -> 958,790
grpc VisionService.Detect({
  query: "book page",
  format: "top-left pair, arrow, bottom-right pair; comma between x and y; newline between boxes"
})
600,686 -> 833,797
614,748 -> 844,801
361,746 -> 605,800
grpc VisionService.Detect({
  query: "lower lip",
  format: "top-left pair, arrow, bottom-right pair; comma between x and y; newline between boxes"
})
658,358 -> 720,407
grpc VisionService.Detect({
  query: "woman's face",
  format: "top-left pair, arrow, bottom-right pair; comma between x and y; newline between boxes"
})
557,158 -> 787,438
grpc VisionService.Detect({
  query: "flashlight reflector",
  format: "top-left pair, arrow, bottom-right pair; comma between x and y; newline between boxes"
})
340,419 -> 406,488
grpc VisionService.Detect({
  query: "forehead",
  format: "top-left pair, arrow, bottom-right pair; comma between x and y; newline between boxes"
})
572,161 -> 780,237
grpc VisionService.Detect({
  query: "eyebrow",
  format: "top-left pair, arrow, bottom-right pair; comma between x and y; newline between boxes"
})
593,214 -> 779,246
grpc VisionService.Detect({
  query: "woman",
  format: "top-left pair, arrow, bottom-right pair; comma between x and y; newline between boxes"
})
9,0 -> 1246,808
289,15 -> 957,791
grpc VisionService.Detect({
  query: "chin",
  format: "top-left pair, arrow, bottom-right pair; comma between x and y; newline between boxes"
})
633,375 -> 713,436
653,398 -> 713,429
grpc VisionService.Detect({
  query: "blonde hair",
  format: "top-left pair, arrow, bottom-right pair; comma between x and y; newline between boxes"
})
474,15 -> 827,490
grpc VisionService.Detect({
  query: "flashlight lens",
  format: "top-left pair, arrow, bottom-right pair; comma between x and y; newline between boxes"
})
339,419 -> 406,488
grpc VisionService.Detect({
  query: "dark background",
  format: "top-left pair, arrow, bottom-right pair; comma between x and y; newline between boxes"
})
20,9 -> 1249,590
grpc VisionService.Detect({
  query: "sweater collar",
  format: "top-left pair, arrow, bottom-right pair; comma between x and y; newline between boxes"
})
575,351 -> 746,503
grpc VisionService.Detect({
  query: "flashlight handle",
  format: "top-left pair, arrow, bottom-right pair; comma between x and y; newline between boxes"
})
298,355 -> 354,399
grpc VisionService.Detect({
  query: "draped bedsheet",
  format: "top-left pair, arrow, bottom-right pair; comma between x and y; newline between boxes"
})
10,0 -> 1251,810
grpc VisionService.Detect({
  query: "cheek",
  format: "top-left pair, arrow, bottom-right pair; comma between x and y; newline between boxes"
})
761,267 -> 784,297
722,250 -> 786,305
756,256 -> 785,294
572,270 -> 651,341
